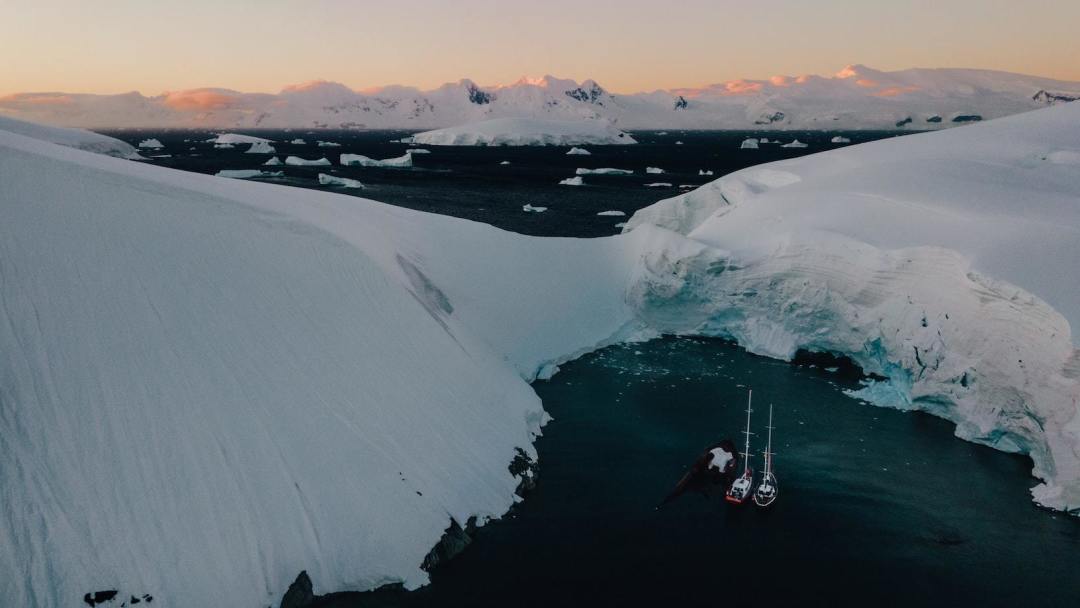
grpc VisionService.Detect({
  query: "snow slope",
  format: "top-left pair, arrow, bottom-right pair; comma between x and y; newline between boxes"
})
402,118 -> 636,146
625,101 -> 1080,513
0,120 -> 657,607
0,114 -> 141,158
2,66 -> 1079,130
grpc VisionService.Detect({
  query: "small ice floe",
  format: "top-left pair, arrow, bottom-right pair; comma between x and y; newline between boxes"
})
499,160 -> 511,165
317,141 -> 341,147
679,184 -> 696,188
340,153 -> 413,168
759,137 -> 771,143
675,140 -> 684,145
646,166 -> 664,174
614,222 -> 627,228
831,136 -> 851,143
597,210 -> 626,216
657,131 -> 668,135
150,154 -> 171,158
406,148 -> 431,154
317,173 -> 364,188
215,143 -> 235,149
645,182 -> 673,187
699,169 -> 714,176
285,156 -> 332,166
522,204 -> 547,213
740,138 -> 759,149
289,138 -> 306,144
781,139 -> 808,148
576,167 -> 633,175
215,169 -> 283,179
566,147 -> 591,155
245,141 -> 275,154
264,157 -> 283,166
138,138 -> 164,149
559,176 -> 584,186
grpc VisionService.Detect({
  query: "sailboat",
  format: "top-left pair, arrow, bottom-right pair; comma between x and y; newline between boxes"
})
753,404 -> 778,507
725,390 -> 754,504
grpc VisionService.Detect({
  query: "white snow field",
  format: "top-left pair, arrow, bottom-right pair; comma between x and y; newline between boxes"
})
4,65 -> 1079,131
402,118 -> 636,146
625,101 -> 1080,514
0,115 -> 141,159
339,152 -> 414,168
3,104 -> 1080,606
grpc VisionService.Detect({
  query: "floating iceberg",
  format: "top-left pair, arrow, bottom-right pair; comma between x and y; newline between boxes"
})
215,169 -> 283,179
402,118 -> 637,146
285,156 -> 332,166
318,173 -> 364,188
290,138 -> 306,144
566,147 -> 591,155
207,133 -> 273,145
576,167 -> 633,175
264,156 -> 283,166
699,169 -> 714,176
499,160 -> 511,165
214,143 -> 235,149
597,210 -> 626,216
740,138 -> 759,149
138,138 -> 164,149
245,141 -> 276,154
340,153 -> 413,168
318,141 -> 341,147
781,139 -> 808,148
559,176 -> 584,186
645,183 -> 673,188
646,167 -> 664,174
831,136 -> 851,143
522,204 -> 547,213
406,148 -> 431,154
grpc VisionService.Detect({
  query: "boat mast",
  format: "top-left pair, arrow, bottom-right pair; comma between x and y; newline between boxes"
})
742,390 -> 753,474
763,404 -> 774,476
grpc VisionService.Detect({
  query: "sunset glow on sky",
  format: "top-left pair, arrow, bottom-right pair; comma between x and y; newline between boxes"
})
2,0 -> 1079,96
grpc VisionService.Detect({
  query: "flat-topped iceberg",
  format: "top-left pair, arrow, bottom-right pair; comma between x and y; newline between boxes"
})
207,133 -> 273,145
285,155 -> 331,166
402,117 -> 637,146
317,173 -> 364,188
740,138 -> 759,149
576,167 -> 633,175
340,152 -> 413,168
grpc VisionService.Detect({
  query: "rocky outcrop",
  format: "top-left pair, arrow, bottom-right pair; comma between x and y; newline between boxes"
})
280,571 -> 315,608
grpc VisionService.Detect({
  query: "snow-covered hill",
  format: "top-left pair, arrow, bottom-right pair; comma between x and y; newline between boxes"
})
626,100 -> 1080,514
402,117 -> 637,146
2,103 -> 1079,606
0,114 -> 142,158
2,65 -> 1078,130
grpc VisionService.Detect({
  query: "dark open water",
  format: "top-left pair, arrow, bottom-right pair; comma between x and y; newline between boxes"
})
99,129 -> 1080,606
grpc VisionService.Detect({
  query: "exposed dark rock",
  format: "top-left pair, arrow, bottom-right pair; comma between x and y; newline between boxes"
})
281,571 -> 315,608
895,117 -> 913,127
83,590 -> 118,606
565,82 -> 606,105
1033,89 -> 1079,105
421,517 -> 477,571
926,115 -> 942,123
673,95 -> 688,110
465,82 -> 494,105
754,111 -> 785,125
951,114 -> 982,122
509,447 -> 538,496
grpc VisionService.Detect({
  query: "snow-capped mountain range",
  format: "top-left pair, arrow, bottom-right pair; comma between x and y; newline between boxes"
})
2,65 -> 1078,130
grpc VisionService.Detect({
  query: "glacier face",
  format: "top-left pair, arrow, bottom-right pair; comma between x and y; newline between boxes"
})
625,101 -> 1080,513
3,102 -> 1080,607
2,65 -> 1080,130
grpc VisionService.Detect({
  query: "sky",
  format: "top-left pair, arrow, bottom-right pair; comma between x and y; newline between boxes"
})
2,0 -> 1079,97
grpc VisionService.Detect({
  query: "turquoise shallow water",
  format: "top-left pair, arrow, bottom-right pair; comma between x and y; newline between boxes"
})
327,337 -> 1080,607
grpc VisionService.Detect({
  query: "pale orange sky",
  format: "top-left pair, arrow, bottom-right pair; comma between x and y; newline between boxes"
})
2,0 -> 1079,97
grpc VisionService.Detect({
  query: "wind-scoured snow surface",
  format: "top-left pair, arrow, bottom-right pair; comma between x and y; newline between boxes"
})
401,118 -> 636,146
0,120 -> 659,607
0,114 -> 142,159
625,102 -> 1080,513
2,65 -> 1079,130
